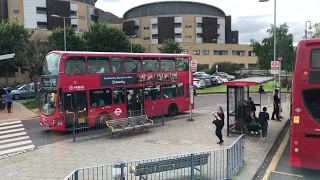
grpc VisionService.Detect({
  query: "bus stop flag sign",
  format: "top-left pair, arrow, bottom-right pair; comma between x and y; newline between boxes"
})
271,61 -> 279,74
190,60 -> 197,72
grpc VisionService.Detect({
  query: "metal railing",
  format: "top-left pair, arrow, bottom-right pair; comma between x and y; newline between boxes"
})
64,134 -> 245,180
72,107 -> 165,141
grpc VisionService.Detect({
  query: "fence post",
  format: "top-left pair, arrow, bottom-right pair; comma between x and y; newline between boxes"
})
190,153 -> 194,180
162,107 -> 164,125
120,162 -> 125,180
226,148 -> 230,179
74,170 -> 78,180
72,118 -> 76,142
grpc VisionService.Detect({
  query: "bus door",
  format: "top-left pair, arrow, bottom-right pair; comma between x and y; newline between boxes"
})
63,91 -> 88,129
144,85 -> 163,117
126,87 -> 144,117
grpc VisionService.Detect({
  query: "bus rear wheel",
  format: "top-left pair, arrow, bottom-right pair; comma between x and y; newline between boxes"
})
168,104 -> 178,116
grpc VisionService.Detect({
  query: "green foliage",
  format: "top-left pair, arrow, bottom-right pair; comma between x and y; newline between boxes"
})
203,68 -> 214,74
83,22 -> 131,52
211,61 -> 241,75
197,64 -> 208,71
158,39 -> 183,53
0,20 -> 30,84
48,26 -> 85,51
281,77 -> 291,88
309,23 -> 320,38
250,23 -> 295,72
131,43 -> 145,53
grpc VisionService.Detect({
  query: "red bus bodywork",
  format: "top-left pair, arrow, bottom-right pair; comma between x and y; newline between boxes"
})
39,51 -> 194,131
290,39 -> 320,170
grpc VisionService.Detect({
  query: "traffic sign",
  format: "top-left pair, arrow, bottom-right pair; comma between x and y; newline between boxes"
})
190,60 -> 197,72
271,61 -> 279,74
278,57 -> 283,61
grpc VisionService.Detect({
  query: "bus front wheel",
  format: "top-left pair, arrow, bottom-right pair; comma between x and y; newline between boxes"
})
168,104 -> 178,116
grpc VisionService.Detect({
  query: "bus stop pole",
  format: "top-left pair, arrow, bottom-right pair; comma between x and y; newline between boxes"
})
187,63 -> 194,121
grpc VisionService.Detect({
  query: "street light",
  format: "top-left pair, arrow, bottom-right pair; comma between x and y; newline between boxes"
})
305,21 -> 312,39
259,0 -> 279,97
51,14 -> 77,51
127,35 -> 137,53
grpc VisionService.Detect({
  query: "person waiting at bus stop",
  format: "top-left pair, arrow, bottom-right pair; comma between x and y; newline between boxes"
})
272,89 -> 280,121
247,97 -> 256,116
245,111 -> 260,135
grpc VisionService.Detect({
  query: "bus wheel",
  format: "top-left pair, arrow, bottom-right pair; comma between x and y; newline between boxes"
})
168,104 -> 178,116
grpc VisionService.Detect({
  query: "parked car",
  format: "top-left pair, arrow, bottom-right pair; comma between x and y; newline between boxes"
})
193,72 -> 210,77
211,76 -> 223,85
11,83 -> 40,100
209,76 -> 219,86
213,72 -> 235,80
198,76 -> 211,87
193,78 -> 205,89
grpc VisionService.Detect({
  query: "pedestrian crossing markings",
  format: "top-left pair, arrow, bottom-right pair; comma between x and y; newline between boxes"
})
0,120 -> 35,156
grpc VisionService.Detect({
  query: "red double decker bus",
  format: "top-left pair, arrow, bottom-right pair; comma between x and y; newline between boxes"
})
39,51 -> 194,131
290,39 -> 320,170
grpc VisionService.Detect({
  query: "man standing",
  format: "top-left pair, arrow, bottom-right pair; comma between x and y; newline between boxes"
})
271,89 -> 280,121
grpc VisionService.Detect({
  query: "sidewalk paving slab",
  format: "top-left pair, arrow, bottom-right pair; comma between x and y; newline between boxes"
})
0,101 -> 37,122
0,104 -> 289,180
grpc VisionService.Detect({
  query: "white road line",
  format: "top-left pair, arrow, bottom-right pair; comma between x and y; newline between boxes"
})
0,124 -> 23,130
0,121 -> 21,127
0,128 -> 25,135
0,145 -> 35,156
0,132 -> 27,140
0,136 -> 29,144
0,140 -> 32,149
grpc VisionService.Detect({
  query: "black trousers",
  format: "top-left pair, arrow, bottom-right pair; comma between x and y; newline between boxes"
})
272,104 -> 280,120
215,127 -> 223,142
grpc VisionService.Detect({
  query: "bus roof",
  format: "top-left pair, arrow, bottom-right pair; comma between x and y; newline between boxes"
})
224,77 -> 274,86
51,51 -> 192,57
298,38 -> 320,46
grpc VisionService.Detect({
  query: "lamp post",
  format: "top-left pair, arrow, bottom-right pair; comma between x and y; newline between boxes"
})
51,14 -> 76,51
127,35 -> 137,53
259,0 -> 278,94
305,21 -> 312,39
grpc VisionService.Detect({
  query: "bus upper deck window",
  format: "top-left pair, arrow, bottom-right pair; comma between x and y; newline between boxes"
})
176,58 -> 189,71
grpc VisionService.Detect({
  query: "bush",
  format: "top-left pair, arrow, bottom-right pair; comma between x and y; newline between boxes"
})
281,78 -> 291,88
211,62 -> 241,75
203,68 -> 214,74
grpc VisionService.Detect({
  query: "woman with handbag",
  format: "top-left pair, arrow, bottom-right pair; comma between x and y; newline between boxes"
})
212,106 -> 225,145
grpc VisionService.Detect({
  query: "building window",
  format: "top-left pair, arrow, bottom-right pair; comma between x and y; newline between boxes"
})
193,50 -> 200,55
152,34 -> 158,39
175,33 -> 182,38
182,49 -> 188,54
185,35 -> 192,38
202,50 -> 209,55
13,10 -> 19,14
134,26 -> 139,30
143,37 -> 150,40
239,63 -> 245,69
79,29 -> 86,32
217,34 -> 220,39
232,51 -> 245,56
196,33 -> 203,38
151,24 -> 158,29
217,24 -> 220,29
213,50 -> 228,55
144,27 -> 149,30
185,25 -> 192,28
174,23 -> 182,28
248,64 -> 258,70
249,51 -> 256,56
36,7 -> 47,15
196,23 -> 203,28
79,16 -> 85,20
37,22 -> 48,30
72,25 -> 78,31
70,11 -> 77,17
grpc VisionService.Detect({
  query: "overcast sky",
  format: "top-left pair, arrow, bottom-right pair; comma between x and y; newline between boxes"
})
96,0 -> 319,44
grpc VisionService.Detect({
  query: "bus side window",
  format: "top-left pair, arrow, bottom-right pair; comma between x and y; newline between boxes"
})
113,88 -> 125,104
111,57 -> 123,73
161,58 -> 175,72
143,57 -> 159,72
65,57 -> 86,75
124,57 -> 141,72
89,89 -> 112,107
144,85 -> 160,100
162,84 -> 177,99
178,83 -> 184,97
88,56 -> 110,74
176,57 -> 189,71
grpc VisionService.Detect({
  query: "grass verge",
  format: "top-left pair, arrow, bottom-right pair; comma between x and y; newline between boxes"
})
23,99 -> 38,110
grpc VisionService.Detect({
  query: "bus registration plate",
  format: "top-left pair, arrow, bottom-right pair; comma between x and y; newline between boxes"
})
78,118 -> 85,124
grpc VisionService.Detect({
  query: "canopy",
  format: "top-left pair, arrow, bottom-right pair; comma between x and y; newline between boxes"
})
224,77 -> 274,87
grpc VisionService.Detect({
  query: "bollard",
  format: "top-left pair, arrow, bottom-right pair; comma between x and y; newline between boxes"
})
287,94 -> 290,110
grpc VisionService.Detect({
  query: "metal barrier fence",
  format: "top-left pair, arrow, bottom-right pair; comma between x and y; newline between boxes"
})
72,107 -> 165,141
64,134 -> 245,180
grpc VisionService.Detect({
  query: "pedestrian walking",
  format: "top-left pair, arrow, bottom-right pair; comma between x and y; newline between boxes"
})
259,107 -> 270,141
212,106 -> 225,145
5,89 -> 13,113
271,89 -> 280,121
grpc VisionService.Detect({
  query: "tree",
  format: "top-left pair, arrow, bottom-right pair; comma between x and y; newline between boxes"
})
83,22 -> 130,52
17,32 -> 52,94
48,26 -> 85,51
0,20 -> 30,84
250,23 -> 295,73
158,39 -> 183,53
131,43 -> 145,53
309,23 -> 320,38
211,62 -> 241,75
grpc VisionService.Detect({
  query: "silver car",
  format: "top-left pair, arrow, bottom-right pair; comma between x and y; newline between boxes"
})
11,83 -> 40,100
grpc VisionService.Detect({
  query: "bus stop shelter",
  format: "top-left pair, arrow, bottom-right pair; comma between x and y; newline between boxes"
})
223,77 -> 274,137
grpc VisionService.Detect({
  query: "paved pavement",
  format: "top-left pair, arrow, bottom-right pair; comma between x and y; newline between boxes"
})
0,102 -> 289,180
0,101 -> 37,123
